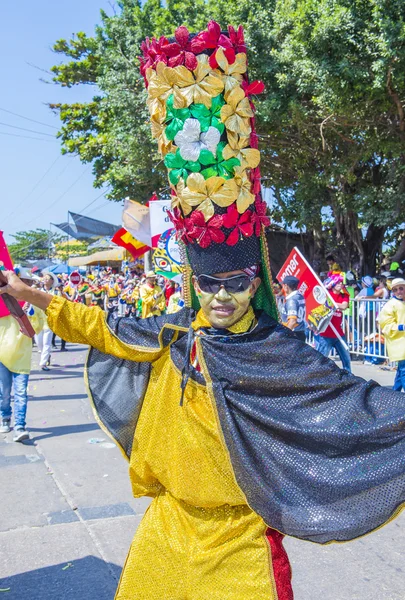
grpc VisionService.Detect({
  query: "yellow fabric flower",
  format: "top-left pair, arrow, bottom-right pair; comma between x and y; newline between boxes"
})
150,118 -> 173,156
222,132 -> 261,169
176,173 -> 238,221
172,55 -> 224,109
146,63 -> 178,102
233,166 -> 255,213
220,87 -> 253,136
214,49 -> 247,94
147,95 -> 166,122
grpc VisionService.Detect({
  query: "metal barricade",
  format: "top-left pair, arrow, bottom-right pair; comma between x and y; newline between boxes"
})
307,299 -> 390,361
346,298 -> 388,359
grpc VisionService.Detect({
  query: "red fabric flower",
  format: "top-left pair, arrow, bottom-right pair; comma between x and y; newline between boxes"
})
227,25 -> 247,54
250,165 -> 262,195
223,204 -> 253,246
191,20 -> 233,55
188,211 -> 225,248
251,198 -> 270,236
242,80 -> 265,96
139,36 -> 169,79
250,132 -> 259,149
162,26 -> 198,70
168,207 -> 193,243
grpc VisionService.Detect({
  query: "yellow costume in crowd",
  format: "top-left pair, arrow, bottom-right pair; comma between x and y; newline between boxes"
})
0,309 -> 44,374
139,283 -> 165,318
46,297 -> 284,599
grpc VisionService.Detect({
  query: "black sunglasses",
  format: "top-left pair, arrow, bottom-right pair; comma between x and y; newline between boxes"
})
197,273 -> 255,294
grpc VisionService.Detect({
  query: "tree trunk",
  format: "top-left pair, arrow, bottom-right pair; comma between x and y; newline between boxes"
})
390,235 -> 405,264
362,224 -> 386,275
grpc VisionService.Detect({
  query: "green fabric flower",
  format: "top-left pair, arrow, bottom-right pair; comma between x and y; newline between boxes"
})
165,95 -> 191,141
189,104 -> 212,132
209,95 -> 225,134
164,148 -> 201,185
199,142 -> 240,179
165,94 -> 226,141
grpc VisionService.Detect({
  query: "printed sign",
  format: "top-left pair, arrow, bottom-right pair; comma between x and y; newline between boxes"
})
153,229 -> 182,277
277,247 -> 337,334
149,199 -> 172,248
69,271 -> 82,286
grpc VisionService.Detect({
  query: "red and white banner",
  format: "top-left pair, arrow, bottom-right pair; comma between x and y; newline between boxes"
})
121,196 -> 172,249
277,247 -> 337,334
149,199 -> 172,248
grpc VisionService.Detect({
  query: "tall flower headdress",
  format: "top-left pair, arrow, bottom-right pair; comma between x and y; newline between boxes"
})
140,22 -> 277,318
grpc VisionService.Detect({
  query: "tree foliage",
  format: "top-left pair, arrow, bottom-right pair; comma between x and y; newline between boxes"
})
50,0 -> 405,273
8,230 -> 61,263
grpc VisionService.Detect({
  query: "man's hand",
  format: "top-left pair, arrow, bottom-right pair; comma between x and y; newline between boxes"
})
0,270 -> 53,311
0,270 -> 31,300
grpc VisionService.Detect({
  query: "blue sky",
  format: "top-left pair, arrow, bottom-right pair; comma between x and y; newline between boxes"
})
0,0 -> 122,245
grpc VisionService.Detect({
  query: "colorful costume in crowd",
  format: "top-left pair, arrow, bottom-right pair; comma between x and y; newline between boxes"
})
139,275 -> 166,318
44,21 -> 405,600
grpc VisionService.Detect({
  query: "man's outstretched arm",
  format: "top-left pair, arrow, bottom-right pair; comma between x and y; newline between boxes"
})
0,271 -> 164,362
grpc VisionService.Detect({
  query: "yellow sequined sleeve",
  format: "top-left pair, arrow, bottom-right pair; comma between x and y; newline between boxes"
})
45,296 -> 164,362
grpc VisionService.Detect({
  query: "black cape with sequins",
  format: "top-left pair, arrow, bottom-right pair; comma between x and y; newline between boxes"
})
86,309 -> 405,544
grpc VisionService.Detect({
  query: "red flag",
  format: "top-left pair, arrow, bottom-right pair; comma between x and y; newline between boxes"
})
0,231 -> 20,318
111,228 -> 150,259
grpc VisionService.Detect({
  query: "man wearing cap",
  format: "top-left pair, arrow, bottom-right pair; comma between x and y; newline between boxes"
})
2,20 -> 405,600
139,271 -> 165,318
280,275 -> 307,342
0,266 -> 45,441
318,275 -> 352,373
379,277 -> 405,391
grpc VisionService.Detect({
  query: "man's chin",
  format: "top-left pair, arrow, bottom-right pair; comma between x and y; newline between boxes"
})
209,312 -> 239,329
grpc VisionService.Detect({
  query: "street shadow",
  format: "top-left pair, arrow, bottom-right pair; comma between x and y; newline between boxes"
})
0,555 -> 121,600
30,394 -> 88,402
28,422 -> 100,442
30,370 -> 84,379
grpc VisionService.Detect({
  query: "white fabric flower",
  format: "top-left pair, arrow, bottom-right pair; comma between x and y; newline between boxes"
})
174,118 -> 220,162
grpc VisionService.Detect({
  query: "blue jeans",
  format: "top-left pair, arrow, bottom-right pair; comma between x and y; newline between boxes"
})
0,363 -> 30,428
318,336 -> 352,373
393,360 -> 405,392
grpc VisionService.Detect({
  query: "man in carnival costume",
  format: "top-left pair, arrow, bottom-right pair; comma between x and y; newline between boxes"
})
2,22 -> 405,600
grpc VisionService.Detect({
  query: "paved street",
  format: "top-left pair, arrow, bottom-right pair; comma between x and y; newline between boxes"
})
0,345 -> 404,599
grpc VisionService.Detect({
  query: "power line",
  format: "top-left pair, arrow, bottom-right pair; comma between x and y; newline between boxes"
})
2,155 -> 63,221
0,130 -> 56,142
0,107 -> 59,130
0,120 -> 55,138
10,193 -> 109,255
21,165 -> 92,227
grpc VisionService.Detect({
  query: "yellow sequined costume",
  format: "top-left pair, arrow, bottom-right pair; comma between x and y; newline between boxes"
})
139,283 -> 166,318
46,296 -> 287,600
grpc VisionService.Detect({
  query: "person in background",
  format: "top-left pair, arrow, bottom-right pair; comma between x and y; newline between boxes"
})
89,278 -> 105,308
166,283 -> 184,314
0,266 -> 45,441
51,280 -> 70,351
165,280 -> 176,306
139,271 -> 165,318
379,277 -> 405,391
318,275 -> 352,373
280,275 -> 306,342
35,273 -> 58,371
272,281 -> 285,315
389,261 -> 403,278
370,276 -> 390,300
326,254 -> 343,277
104,275 -> 121,313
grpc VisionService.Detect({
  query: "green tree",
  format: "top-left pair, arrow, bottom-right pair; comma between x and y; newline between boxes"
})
50,0 -> 405,273
8,229 -> 61,263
